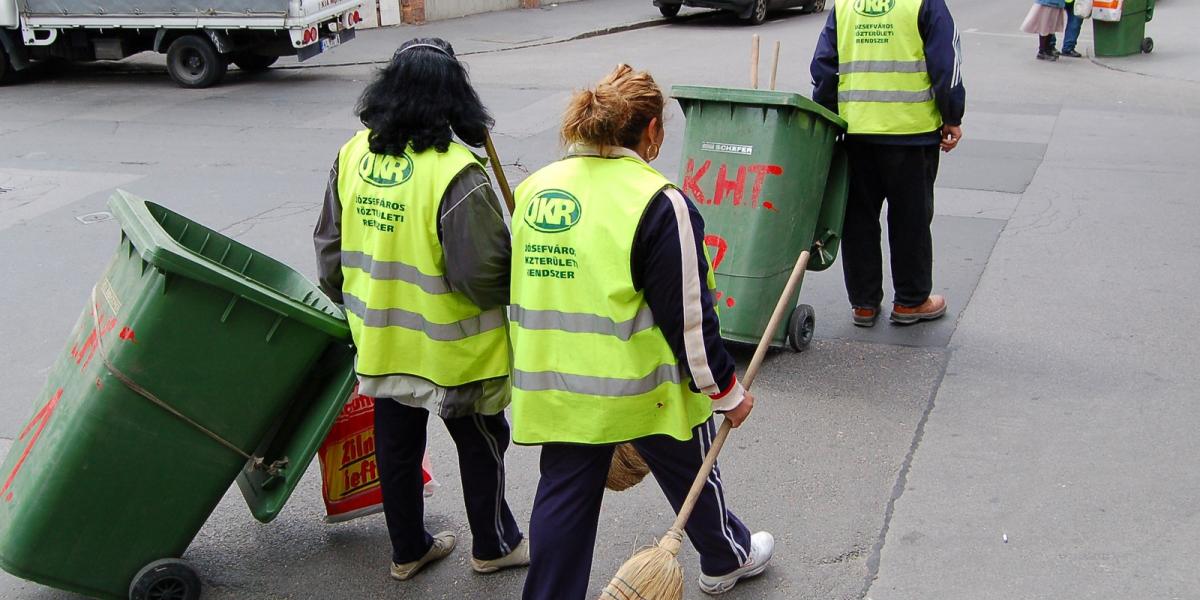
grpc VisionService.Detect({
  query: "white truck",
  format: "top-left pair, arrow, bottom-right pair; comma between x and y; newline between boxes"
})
0,0 -> 362,87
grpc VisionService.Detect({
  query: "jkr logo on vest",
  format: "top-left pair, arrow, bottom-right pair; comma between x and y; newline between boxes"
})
524,189 -> 582,233
358,153 -> 414,187
853,0 -> 895,17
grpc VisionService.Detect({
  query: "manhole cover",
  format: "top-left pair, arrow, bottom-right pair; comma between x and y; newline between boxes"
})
76,211 -> 114,224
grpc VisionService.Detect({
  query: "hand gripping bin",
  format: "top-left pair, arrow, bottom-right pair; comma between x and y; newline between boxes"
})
672,86 -> 849,350
0,191 -> 356,600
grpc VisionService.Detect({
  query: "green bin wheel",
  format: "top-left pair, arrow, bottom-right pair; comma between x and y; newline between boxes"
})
659,2 -> 681,17
1141,37 -> 1154,53
787,304 -> 815,352
129,559 -> 201,600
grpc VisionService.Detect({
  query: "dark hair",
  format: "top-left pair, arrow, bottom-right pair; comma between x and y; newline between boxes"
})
355,38 -> 493,155
562,64 -> 664,150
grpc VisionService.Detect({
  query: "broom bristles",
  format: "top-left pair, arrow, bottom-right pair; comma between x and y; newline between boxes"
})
598,529 -> 685,600
606,442 -> 651,492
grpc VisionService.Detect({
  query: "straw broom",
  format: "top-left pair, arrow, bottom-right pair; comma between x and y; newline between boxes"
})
602,36 -> 786,494
598,248 -> 812,600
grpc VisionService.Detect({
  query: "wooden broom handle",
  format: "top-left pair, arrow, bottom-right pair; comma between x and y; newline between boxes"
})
769,41 -> 781,91
669,250 -> 811,533
484,132 -> 515,214
750,34 -> 761,89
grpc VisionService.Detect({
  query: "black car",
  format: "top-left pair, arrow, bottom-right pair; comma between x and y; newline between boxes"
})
656,0 -> 825,24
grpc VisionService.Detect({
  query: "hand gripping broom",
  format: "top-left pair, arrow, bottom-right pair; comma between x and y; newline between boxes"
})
598,248 -> 812,600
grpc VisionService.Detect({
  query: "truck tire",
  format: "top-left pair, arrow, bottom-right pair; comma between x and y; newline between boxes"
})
166,35 -> 227,88
231,53 -> 278,72
0,43 -> 13,85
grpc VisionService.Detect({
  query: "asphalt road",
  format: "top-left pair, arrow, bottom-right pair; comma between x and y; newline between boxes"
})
1,0 -> 1198,598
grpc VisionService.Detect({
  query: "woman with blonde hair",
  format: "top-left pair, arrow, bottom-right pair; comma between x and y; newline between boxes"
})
508,64 -> 773,599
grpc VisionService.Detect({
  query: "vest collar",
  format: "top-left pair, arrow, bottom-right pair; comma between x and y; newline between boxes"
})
565,143 -> 647,164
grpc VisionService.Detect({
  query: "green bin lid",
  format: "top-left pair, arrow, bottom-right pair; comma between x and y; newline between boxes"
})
108,190 -> 350,340
671,85 -> 848,131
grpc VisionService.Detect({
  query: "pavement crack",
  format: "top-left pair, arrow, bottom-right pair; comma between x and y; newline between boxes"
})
860,348 -> 951,599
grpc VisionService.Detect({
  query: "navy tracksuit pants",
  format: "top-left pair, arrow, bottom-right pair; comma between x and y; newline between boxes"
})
373,398 -> 524,564
522,417 -> 752,600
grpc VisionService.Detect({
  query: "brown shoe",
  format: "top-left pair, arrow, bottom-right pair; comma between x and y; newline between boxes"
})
852,306 -> 880,328
890,295 -> 947,324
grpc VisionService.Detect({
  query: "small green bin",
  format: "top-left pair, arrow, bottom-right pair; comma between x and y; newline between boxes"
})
1094,0 -> 1155,57
0,190 -> 356,600
672,86 -> 848,350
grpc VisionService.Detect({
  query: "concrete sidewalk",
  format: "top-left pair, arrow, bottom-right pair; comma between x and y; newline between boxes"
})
866,1 -> 1200,598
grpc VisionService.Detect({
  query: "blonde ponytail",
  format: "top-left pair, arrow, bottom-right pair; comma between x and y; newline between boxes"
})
561,64 -> 664,151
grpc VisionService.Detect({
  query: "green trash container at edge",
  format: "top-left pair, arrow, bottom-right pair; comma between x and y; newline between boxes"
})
672,85 -> 848,351
1094,0 -> 1156,57
0,190 -> 356,600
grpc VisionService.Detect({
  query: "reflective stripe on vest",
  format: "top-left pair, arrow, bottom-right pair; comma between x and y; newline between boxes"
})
343,293 -> 505,341
336,130 -> 509,386
341,250 -> 454,294
834,0 -> 943,135
512,364 -> 683,397
509,155 -> 712,445
839,59 -> 927,73
508,304 -> 657,341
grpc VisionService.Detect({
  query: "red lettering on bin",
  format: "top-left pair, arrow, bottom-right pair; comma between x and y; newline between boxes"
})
683,158 -> 784,211
683,159 -> 711,205
2,388 -> 63,501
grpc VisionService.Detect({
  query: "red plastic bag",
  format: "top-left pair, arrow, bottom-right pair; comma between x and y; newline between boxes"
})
317,389 -> 435,523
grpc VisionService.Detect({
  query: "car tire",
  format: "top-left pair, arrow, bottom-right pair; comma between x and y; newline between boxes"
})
659,2 -> 682,17
802,0 -> 826,13
742,0 -> 768,24
166,35 -> 227,89
232,53 -> 279,72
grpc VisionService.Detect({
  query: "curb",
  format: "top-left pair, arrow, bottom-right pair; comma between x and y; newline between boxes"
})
273,11 -> 713,71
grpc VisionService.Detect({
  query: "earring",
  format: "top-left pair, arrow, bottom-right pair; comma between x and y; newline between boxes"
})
646,143 -> 660,162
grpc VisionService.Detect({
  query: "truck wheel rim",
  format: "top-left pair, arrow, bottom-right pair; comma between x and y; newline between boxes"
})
182,50 -> 205,78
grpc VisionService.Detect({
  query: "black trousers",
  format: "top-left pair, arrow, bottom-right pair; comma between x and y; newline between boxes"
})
373,398 -> 523,564
522,418 -> 751,600
841,142 -> 941,308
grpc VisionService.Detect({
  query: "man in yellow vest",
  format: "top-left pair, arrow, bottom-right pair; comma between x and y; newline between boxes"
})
811,0 -> 966,327
314,38 -> 527,581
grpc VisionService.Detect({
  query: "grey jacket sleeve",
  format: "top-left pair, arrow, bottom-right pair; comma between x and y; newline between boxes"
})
314,158 -> 344,304
438,165 -> 512,310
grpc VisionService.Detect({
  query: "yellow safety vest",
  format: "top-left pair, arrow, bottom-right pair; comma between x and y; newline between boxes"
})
336,130 -> 509,387
509,155 -> 713,445
835,0 -> 943,135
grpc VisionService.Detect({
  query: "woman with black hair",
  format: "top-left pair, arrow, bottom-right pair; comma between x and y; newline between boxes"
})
314,37 -> 527,582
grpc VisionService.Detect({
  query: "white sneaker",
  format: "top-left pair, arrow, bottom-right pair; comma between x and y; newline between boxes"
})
470,537 -> 530,574
697,531 -> 774,595
390,530 -> 456,581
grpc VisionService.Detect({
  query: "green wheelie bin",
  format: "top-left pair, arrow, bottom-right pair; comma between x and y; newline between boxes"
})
672,85 -> 848,351
1094,0 -> 1156,57
0,191 -> 357,600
